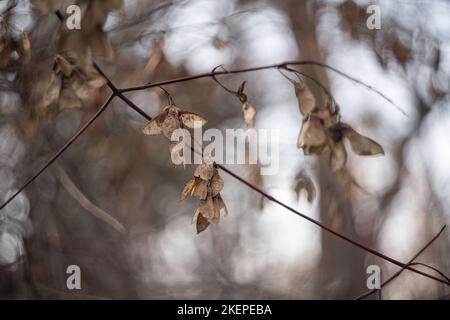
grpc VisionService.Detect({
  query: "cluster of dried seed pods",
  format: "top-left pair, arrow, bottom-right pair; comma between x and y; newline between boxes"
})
294,81 -> 384,172
181,163 -> 228,234
142,104 -> 207,154
38,53 -> 107,115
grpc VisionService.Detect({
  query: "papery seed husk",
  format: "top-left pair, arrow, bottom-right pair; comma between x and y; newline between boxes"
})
192,208 -> 200,224
210,172 -> 224,197
179,111 -> 207,128
329,140 -> 347,172
161,113 -> 181,139
214,194 -> 228,216
196,214 -> 210,234
295,82 -> 316,115
194,163 -> 215,181
142,117 -> 163,135
192,179 -> 208,200
342,124 -> 384,156
198,195 -> 215,220
181,177 -> 197,201
297,116 -> 328,153
242,102 -> 256,129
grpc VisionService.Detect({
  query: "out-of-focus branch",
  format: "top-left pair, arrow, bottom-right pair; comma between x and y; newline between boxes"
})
0,93 -> 115,211
56,165 -> 126,234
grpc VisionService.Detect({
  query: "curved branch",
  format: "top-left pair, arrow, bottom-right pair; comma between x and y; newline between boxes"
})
120,61 -> 407,116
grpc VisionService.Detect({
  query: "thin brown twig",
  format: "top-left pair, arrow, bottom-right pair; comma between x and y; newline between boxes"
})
120,61 -> 407,116
0,93 -> 115,211
5,56 -> 447,286
216,164 -> 448,285
354,225 -> 447,299
1,10 -> 439,288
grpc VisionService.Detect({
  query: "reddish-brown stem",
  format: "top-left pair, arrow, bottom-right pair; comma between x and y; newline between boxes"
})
1,10 -> 438,289
217,164 -> 448,285
120,61 -> 406,116
354,225 -> 447,299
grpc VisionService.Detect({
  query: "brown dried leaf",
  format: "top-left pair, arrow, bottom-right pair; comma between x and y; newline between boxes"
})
179,111 -> 207,129
297,115 -> 328,154
192,179 -> 208,200
295,82 -> 316,115
161,113 -> 181,139
194,163 -> 215,181
242,102 -> 256,129
181,177 -> 196,201
329,140 -> 347,172
196,214 -> 210,234
142,116 -> 163,135
54,54 -> 74,77
210,172 -> 224,197
42,74 -> 62,108
343,125 -> 384,156
199,196 -> 215,220
213,194 -> 228,216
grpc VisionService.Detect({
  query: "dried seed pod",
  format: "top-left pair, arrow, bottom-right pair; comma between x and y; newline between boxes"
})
341,124 -> 384,156
181,163 -> 228,234
329,140 -> 347,172
210,172 -> 224,197
54,54 -> 74,77
196,214 -> 210,234
180,177 -> 197,201
179,111 -> 207,128
242,102 -> 256,129
194,163 -> 215,181
19,32 -> 31,64
143,105 -> 206,140
297,115 -> 328,154
213,194 -> 228,216
192,179 -> 208,200
161,111 -> 181,139
295,82 -> 316,115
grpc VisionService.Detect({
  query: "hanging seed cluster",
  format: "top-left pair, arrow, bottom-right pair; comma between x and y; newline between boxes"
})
181,163 -> 228,234
294,81 -> 384,172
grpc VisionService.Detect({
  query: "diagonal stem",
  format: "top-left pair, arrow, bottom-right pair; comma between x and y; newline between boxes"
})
354,225 -> 447,299
2,10 -> 441,289
0,93 -> 115,211
217,164 -> 448,285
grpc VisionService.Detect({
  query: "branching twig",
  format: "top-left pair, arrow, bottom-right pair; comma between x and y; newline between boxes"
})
120,61 -> 407,116
1,11 -> 441,293
0,93 -> 115,211
354,225 -> 447,299
1,58 -> 445,286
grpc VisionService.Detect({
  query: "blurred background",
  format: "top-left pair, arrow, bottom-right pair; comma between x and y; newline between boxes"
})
0,0 -> 449,299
